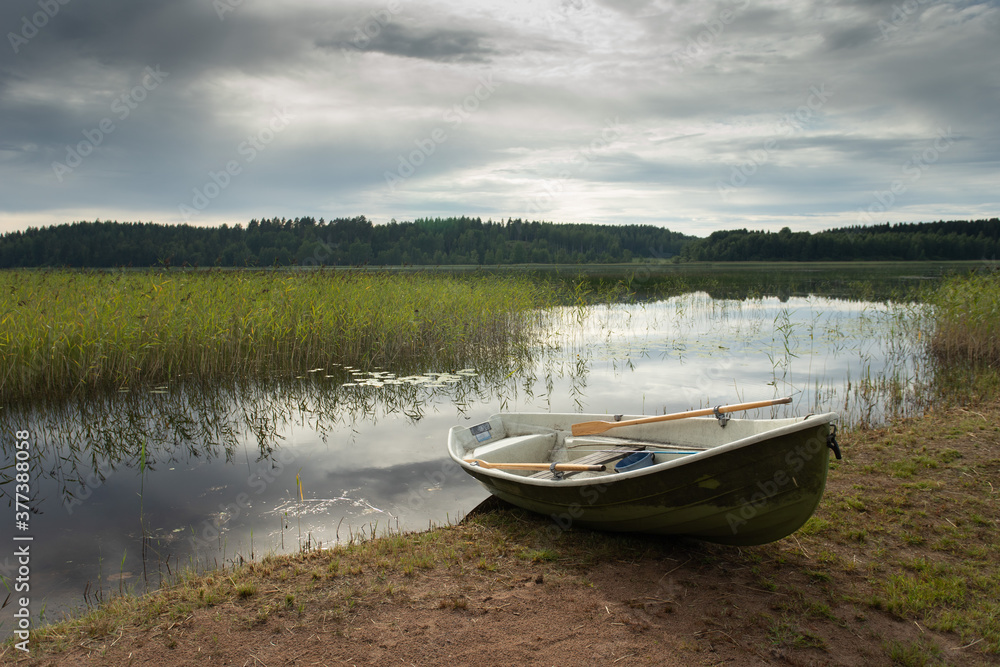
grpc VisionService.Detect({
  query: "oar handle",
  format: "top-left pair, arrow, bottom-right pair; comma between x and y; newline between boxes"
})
571,397 -> 792,436
464,459 -> 606,472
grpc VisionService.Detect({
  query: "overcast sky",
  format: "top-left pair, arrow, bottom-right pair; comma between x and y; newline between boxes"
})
0,0 -> 997,236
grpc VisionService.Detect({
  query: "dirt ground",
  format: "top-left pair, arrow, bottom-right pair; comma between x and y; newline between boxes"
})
4,403 -> 1000,666
8,541 -> 878,667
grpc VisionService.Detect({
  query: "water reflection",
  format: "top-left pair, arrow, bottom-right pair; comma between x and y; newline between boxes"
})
608,261 -> 960,302
0,290 -> 936,634
0,365 -> 539,630
3,365 -> 530,507
540,294 -> 932,425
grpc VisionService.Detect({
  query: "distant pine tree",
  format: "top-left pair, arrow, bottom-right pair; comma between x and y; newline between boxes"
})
0,217 -> 696,267
679,218 -> 1000,262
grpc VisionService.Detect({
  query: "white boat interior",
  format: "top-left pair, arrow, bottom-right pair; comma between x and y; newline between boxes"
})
450,413 -> 835,481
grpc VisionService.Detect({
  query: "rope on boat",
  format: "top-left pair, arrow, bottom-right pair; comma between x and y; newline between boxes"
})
827,424 -> 842,459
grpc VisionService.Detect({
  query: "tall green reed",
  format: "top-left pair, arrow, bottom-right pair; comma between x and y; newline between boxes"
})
928,271 -> 1000,367
0,269 -> 560,403
926,271 -> 1000,402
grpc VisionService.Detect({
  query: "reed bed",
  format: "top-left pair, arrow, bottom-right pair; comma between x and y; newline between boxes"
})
928,271 -> 1000,367
0,269 -> 558,403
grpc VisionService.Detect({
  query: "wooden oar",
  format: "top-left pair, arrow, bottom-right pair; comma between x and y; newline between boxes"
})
464,458 -> 606,472
570,397 -> 793,436
569,449 -> 702,456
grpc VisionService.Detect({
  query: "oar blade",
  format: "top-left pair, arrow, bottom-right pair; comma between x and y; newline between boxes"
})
570,420 -> 614,436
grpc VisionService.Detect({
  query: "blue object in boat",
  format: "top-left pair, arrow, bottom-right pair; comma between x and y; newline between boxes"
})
615,451 -> 655,473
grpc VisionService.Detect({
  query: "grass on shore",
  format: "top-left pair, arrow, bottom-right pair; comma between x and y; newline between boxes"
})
0,269 -> 562,403
8,400 -> 999,665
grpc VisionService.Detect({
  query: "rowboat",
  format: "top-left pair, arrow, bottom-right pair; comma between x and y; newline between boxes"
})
447,399 -> 841,546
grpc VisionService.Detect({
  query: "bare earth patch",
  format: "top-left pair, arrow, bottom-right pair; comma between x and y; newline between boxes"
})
4,402 -> 1000,666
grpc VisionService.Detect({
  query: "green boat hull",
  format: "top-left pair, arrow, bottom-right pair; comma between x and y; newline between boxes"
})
449,413 -> 839,546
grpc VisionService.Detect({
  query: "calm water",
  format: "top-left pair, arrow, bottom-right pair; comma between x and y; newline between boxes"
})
0,290 -> 933,634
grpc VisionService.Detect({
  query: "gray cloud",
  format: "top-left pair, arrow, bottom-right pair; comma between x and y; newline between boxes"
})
323,22 -> 499,63
0,0 -> 997,234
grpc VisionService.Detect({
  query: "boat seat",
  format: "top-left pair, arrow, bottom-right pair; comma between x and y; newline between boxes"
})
469,433 -> 557,464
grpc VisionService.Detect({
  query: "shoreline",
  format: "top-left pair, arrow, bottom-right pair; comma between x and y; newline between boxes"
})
5,400 -> 999,666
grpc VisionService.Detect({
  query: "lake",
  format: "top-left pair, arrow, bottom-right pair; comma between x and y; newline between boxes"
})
0,280 -> 939,634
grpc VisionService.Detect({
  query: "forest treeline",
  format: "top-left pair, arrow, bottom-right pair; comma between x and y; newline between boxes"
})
679,219 -> 1000,262
0,216 -> 690,268
0,217 -> 997,268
